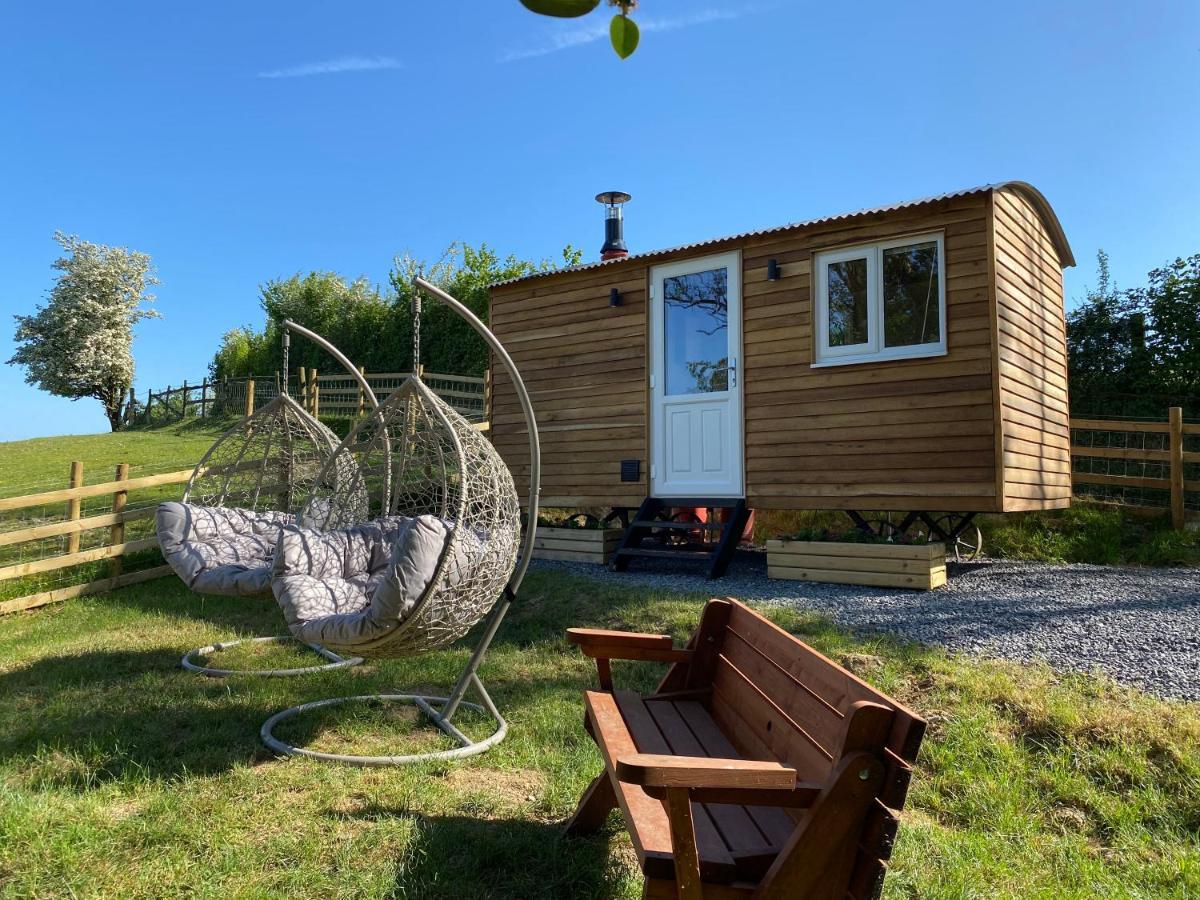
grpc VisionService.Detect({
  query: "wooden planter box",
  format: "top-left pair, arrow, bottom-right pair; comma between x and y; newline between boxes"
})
533,527 -> 623,564
766,540 -> 947,590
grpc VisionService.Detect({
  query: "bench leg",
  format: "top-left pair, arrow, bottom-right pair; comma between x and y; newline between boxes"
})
565,772 -> 618,836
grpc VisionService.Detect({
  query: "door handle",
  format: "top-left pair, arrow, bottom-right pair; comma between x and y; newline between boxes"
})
728,357 -> 737,389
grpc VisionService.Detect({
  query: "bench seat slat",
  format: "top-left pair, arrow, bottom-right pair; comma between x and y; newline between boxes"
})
583,690 -> 677,879
644,700 -> 771,860
612,691 -> 738,883
674,701 -> 797,849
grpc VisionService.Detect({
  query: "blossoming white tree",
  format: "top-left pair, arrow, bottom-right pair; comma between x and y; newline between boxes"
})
8,232 -> 160,431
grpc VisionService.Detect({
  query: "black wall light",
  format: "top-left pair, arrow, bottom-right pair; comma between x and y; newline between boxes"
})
767,259 -> 780,281
610,287 -> 622,307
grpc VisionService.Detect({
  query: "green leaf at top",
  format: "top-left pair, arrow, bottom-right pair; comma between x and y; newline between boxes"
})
610,13 -> 639,58
519,0 -> 601,17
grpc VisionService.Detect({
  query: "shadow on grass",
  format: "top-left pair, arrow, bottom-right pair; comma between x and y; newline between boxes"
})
0,647 -> 280,786
0,567 -> 728,790
369,811 -> 627,899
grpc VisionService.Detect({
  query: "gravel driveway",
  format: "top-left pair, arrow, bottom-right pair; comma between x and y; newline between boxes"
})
532,552 -> 1200,702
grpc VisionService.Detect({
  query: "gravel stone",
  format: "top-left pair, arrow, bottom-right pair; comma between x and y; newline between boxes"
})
531,551 -> 1200,702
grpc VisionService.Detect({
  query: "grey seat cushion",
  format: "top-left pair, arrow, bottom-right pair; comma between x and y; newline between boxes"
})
271,514 -> 465,647
156,501 -> 294,597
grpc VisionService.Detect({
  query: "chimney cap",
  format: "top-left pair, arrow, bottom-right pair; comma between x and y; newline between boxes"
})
596,191 -> 632,206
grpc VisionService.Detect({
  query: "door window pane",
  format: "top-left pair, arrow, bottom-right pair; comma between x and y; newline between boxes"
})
663,267 -> 728,395
826,257 -> 869,347
883,241 -> 940,347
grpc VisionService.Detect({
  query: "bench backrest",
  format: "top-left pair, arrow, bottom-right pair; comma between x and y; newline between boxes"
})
660,598 -> 927,897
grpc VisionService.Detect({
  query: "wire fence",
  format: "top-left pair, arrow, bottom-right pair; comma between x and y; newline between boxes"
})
135,371 -> 485,428
1069,409 -> 1199,523
0,460 -> 193,611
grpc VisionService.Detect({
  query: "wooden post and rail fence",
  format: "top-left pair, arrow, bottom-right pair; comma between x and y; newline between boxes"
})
1069,407 -> 1198,529
136,370 -> 486,428
0,466 -> 195,615
0,409 -> 1193,617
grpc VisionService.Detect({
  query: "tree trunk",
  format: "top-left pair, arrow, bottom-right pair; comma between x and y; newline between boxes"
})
102,392 -> 125,431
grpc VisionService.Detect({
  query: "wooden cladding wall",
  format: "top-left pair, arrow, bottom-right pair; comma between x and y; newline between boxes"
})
992,189 -> 1072,511
490,189 -> 1071,514
741,193 -> 998,511
491,269 -> 650,507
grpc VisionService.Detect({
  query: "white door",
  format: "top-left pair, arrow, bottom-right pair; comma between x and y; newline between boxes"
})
649,251 -> 743,498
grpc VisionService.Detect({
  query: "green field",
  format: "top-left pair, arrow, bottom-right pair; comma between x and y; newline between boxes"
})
0,571 -> 1196,897
0,423 -> 231,603
0,422 -> 225,495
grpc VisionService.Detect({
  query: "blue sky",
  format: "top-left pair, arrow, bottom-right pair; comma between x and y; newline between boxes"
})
1,1 -> 1197,440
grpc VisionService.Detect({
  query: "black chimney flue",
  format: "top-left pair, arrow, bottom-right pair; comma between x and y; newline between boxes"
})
596,191 -> 631,261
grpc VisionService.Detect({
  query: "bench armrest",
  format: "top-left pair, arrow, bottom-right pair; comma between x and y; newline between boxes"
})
566,628 -> 691,662
568,628 -> 674,653
567,628 -> 692,690
616,753 -> 798,791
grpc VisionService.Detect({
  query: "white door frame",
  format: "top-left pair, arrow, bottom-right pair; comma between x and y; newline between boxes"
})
648,250 -> 744,499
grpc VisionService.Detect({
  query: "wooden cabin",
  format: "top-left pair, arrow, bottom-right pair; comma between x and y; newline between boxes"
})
488,183 -> 1073,552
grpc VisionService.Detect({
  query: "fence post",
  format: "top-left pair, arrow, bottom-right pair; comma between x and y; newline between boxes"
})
299,368 -> 308,411
246,378 -> 256,417
66,461 -> 84,554
1169,407 -> 1184,529
109,462 -> 130,578
484,368 -> 492,422
310,368 -> 319,417
126,386 -> 136,427
200,379 -> 209,418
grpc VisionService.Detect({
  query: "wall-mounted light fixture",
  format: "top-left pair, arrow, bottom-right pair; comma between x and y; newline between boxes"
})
610,287 -> 622,307
767,259 -> 780,281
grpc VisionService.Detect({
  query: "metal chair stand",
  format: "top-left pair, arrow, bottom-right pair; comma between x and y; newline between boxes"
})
181,635 -> 363,677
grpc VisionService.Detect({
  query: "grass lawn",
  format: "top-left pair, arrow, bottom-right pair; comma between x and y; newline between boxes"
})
0,421 -> 227,496
0,569 -> 1196,898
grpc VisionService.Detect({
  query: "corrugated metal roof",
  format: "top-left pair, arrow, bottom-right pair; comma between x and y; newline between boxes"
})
490,181 -> 1073,289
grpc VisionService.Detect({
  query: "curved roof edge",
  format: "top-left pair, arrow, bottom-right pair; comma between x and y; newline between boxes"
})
993,181 -> 1075,268
491,181 -> 1073,289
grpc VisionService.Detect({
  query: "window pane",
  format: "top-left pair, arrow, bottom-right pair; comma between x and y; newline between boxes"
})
883,241 -> 940,347
827,257 -> 869,347
663,267 -> 729,395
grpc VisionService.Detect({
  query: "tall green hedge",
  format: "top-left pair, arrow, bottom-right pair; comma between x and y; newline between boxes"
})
210,242 -> 580,381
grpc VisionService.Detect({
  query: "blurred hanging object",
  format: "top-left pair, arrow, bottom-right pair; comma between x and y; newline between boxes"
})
518,0 -> 640,58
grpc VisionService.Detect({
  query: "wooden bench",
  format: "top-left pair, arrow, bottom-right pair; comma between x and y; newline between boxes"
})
565,598 -> 926,899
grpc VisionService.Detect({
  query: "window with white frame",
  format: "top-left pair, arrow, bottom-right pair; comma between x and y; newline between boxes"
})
813,233 -> 946,366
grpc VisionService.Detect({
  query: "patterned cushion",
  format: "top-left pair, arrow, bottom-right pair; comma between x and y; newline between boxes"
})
156,501 -> 294,597
271,515 -> 468,646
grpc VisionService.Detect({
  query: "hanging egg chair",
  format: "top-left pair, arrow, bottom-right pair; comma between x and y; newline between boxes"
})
260,276 -> 540,765
157,322 -> 378,676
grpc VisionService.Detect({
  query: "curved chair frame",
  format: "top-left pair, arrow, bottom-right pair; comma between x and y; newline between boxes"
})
179,322 -> 378,677
260,276 -> 541,765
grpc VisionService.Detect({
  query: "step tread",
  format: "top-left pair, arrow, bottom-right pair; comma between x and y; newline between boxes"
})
631,519 -> 724,530
613,547 -> 714,559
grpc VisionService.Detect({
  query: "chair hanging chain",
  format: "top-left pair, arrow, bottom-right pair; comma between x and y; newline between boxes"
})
281,329 -> 290,397
412,289 -> 422,377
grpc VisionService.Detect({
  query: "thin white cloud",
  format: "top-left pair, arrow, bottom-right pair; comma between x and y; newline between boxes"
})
500,8 -> 743,62
257,55 -> 403,79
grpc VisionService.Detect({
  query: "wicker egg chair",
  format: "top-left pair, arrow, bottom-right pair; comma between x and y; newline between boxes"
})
160,322 -> 378,677
260,276 -> 540,765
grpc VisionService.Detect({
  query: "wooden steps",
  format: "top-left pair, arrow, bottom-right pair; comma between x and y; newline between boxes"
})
610,497 -> 751,580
